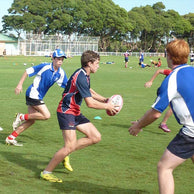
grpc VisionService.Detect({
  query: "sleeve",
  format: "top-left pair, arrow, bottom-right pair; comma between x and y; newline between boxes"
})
26,63 -> 46,77
76,73 -> 92,98
163,69 -> 172,76
151,77 -> 170,113
56,69 -> 68,88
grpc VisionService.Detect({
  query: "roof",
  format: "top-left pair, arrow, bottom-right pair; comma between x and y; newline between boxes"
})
0,33 -> 18,43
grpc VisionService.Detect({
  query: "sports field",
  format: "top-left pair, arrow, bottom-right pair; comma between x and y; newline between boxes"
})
0,55 -> 193,194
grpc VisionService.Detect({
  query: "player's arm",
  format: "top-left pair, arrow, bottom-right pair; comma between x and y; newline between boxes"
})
90,88 -> 108,103
129,108 -> 161,136
84,96 -> 117,115
144,69 -> 165,88
15,71 -> 28,95
57,70 -> 68,88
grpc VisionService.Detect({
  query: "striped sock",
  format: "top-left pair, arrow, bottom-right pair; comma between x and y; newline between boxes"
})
20,114 -> 29,121
8,131 -> 18,140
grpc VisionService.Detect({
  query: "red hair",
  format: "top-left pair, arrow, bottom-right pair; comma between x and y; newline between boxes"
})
166,39 -> 190,65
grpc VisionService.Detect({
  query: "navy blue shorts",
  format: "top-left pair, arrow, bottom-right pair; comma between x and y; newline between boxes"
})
167,129 -> 194,159
125,57 -> 128,62
57,112 -> 90,130
26,96 -> 45,106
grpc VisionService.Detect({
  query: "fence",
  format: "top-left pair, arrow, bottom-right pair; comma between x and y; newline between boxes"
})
98,52 -> 165,57
19,34 -> 100,56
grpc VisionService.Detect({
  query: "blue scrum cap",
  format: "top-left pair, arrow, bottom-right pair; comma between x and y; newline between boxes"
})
53,49 -> 67,58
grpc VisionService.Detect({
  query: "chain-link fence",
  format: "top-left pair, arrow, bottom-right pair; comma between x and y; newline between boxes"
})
19,34 -> 100,56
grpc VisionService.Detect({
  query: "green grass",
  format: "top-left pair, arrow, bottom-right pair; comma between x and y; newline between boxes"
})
0,55 -> 193,194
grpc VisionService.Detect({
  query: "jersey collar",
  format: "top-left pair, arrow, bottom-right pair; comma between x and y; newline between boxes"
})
81,67 -> 87,75
51,63 -> 60,73
173,64 -> 188,71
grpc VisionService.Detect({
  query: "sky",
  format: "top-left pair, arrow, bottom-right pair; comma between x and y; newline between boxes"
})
0,0 -> 194,31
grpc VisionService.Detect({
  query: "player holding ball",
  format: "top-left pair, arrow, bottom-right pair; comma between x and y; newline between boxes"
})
40,50 -> 118,182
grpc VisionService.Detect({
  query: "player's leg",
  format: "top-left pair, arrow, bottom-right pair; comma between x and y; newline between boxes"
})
21,104 -> 51,121
14,105 -> 37,134
161,108 -> 173,124
40,130 -> 77,182
6,106 -> 37,146
41,129 -> 77,181
42,122 -> 101,174
6,105 -> 50,146
75,122 -> 101,150
159,107 -> 173,132
62,122 -> 101,172
157,149 -> 186,194
125,58 -> 128,68
13,104 -> 51,130
191,155 -> 194,163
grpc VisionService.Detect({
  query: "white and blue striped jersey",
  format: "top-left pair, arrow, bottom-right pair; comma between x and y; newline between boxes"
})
152,64 -> 194,137
26,63 -> 68,100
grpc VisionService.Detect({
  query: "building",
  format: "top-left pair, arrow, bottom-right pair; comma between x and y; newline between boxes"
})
0,33 -> 19,55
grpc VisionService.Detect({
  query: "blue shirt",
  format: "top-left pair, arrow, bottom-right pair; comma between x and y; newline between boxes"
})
152,64 -> 194,137
57,68 -> 91,116
139,53 -> 144,62
26,63 -> 68,100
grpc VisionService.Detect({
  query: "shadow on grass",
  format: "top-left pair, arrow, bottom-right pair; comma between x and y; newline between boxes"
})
0,131 -> 32,144
103,123 -> 166,136
142,129 -> 167,135
0,150 -> 150,194
103,123 -> 129,128
0,151 -> 49,176
52,180 -> 150,194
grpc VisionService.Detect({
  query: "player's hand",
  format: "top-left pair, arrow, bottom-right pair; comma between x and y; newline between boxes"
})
15,85 -> 22,95
106,101 -> 119,115
144,81 -> 152,88
128,121 -> 142,136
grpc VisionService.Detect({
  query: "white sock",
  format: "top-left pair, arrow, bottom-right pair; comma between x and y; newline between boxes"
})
43,170 -> 52,174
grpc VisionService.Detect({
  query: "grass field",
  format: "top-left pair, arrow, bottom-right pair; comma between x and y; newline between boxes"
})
0,55 -> 193,194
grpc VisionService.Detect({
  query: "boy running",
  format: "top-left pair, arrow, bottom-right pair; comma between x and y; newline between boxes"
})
40,50 -> 118,182
5,49 -> 72,171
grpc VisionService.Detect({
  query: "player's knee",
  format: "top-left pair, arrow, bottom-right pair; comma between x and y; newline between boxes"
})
64,144 -> 76,154
91,133 -> 101,144
43,112 -> 51,120
157,160 -> 164,173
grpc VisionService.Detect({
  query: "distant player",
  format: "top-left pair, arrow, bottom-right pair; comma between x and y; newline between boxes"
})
124,51 -> 130,68
151,58 -> 162,67
190,51 -> 194,65
144,69 -> 172,132
139,51 -> 144,63
139,62 -> 151,68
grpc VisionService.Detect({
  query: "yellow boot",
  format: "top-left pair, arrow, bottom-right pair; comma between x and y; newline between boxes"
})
62,156 -> 73,172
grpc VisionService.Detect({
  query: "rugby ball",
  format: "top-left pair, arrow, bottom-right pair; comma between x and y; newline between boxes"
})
106,95 -> 123,116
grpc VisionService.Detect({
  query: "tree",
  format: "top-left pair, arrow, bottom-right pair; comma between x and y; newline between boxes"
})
183,13 -> 194,47
127,2 -> 193,52
2,0 -> 50,35
59,0 -> 133,51
1,0 -> 193,51
166,10 -> 192,38
2,0 -> 133,51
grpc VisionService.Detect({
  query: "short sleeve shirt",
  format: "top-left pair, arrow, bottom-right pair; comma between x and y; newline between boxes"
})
57,68 -> 92,116
152,64 -> 194,137
26,63 -> 68,100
